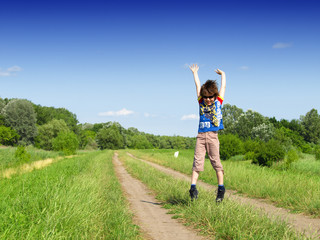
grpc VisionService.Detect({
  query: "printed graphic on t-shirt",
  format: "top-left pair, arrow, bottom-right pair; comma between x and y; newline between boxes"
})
199,100 -> 222,127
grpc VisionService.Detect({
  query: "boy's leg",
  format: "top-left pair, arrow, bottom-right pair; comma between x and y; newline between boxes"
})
206,132 -> 225,202
216,170 -> 223,185
190,133 -> 206,200
191,170 -> 199,184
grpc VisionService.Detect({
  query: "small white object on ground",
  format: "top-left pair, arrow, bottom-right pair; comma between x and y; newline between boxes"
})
174,151 -> 179,158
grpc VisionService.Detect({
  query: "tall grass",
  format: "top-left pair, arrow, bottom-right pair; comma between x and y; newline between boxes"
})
0,146 -> 63,170
118,151 -> 304,239
127,149 -> 320,217
290,153 -> 320,176
0,150 -> 141,239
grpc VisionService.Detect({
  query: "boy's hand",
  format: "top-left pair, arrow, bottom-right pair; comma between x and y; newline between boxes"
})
215,69 -> 225,75
189,64 -> 199,74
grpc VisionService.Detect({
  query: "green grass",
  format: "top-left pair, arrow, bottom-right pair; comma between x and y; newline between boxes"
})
290,153 -> 320,176
0,150 -> 141,239
118,151 -> 305,239
127,149 -> 320,217
0,146 -> 63,170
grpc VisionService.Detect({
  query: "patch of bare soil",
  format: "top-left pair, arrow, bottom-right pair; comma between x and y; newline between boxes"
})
127,152 -> 320,239
113,153 -> 207,240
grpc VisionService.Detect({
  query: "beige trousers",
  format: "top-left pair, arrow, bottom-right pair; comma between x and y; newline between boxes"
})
193,131 -> 224,173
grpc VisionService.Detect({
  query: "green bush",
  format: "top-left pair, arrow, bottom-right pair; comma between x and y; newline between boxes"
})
285,148 -> 299,167
243,138 -> 260,153
14,145 -> 31,163
228,155 -> 245,161
35,119 -> 70,150
252,139 -> 285,167
315,145 -> 320,161
244,151 -> 256,161
219,134 -> 244,160
301,143 -> 313,154
0,126 -> 20,146
52,132 -> 79,155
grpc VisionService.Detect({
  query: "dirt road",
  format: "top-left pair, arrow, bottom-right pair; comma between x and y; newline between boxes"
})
113,153 -> 207,240
127,152 -> 320,239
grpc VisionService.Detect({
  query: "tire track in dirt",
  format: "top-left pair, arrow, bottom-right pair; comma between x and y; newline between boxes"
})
127,152 -> 320,239
113,153 -> 207,240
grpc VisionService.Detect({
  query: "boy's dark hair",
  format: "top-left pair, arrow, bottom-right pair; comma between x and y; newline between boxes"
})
200,80 -> 219,98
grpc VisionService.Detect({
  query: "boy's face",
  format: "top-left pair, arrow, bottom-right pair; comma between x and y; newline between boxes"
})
203,95 -> 215,106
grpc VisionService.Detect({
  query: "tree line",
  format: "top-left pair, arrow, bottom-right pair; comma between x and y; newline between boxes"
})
0,98 -> 195,154
1,97 -> 320,165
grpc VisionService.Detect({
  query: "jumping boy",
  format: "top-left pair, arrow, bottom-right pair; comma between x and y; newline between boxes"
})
189,64 -> 226,202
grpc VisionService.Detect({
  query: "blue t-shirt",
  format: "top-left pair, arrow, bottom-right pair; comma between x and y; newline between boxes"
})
198,96 -> 224,133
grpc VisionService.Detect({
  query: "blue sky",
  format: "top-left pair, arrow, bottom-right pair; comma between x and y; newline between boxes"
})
1,0 -> 319,137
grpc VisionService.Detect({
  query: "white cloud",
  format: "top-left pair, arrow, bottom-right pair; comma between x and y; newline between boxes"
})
272,42 -> 293,49
239,66 -> 249,70
0,65 -> 23,77
0,71 -> 10,77
181,114 -> 198,120
8,66 -> 23,72
98,108 -> 134,116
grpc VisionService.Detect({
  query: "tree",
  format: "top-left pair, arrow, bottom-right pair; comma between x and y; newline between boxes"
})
300,109 -> 320,144
128,134 -> 153,149
96,124 -> 124,149
221,104 -> 244,134
2,99 -> 37,144
251,123 -> 275,142
33,105 -> 78,132
0,98 -> 5,125
233,110 -> 268,140
52,131 -> 79,155
0,126 -> 20,145
79,129 -> 97,149
35,119 -> 70,150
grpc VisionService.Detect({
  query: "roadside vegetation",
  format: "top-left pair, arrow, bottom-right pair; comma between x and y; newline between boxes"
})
118,151 -> 304,239
0,146 -> 62,170
0,151 -> 141,239
127,149 -> 320,217
1,98 -> 320,165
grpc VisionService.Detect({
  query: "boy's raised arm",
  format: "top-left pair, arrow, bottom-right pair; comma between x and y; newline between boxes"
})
189,64 -> 201,98
215,69 -> 226,99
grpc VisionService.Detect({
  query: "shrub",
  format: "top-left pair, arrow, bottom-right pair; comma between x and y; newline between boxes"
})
301,143 -> 313,154
0,126 -> 20,146
35,119 -> 70,150
52,132 -> 79,155
285,148 -> 299,167
243,138 -> 260,153
219,134 -> 244,160
244,151 -> 256,161
315,145 -> 320,161
252,139 -> 285,167
15,145 -> 31,163
228,155 -> 245,161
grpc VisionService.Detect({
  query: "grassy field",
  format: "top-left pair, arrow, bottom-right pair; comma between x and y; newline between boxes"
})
127,149 -> 320,217
0,150 -> 141,239
1,147 -> 318,239
0,146 -> 63,170
118,151 -> 304,239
